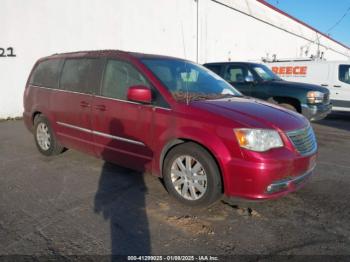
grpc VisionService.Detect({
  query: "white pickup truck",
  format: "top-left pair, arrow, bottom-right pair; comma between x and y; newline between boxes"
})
266,60 -> 350,112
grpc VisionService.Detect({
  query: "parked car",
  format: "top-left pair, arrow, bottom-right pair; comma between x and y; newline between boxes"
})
267,60 -> 350,112
203,62 -> 332,121
24,50 -> 317,206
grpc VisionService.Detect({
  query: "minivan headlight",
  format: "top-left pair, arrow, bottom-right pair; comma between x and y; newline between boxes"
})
234,129 -> 283,152
307,91 -> 324,104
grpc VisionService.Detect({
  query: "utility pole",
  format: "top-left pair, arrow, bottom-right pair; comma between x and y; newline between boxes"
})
196,0 -> 199,63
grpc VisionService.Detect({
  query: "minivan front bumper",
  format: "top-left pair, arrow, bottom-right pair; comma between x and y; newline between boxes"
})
223,151 -> 317,200
265,165 -> 315,194
302,103 -> 332,121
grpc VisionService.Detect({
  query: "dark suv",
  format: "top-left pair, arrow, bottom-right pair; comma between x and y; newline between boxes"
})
204,62 -> 332,121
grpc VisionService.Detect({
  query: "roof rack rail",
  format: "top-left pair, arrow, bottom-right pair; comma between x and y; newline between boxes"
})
263,58 -> 316,63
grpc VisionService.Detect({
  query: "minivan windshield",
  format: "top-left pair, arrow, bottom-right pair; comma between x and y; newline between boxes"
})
141,58 -> 242,102
252,64 -> 281,81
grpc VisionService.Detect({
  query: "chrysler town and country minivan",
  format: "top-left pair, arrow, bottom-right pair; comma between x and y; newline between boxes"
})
23,50 -> 318,206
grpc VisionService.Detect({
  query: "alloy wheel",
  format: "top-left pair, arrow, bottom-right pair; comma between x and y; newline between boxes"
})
170,155 -> 208,200
36,122 -> 51,151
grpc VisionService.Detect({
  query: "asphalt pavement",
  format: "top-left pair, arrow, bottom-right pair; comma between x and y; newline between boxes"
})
0,114 -> 349,259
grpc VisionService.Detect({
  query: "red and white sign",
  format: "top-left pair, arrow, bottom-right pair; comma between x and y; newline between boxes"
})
272,66 -> 308,77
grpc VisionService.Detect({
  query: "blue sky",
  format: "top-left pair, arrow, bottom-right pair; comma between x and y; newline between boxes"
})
265,0 -> 350,47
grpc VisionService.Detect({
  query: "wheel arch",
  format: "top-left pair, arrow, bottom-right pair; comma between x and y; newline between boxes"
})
159,137 -> 225,193
269,96 -> 302,113
32,111 -> 42,124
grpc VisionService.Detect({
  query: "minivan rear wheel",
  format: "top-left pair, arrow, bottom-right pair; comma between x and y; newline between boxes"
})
34,115 -> 65,156
163,142 -> 222,207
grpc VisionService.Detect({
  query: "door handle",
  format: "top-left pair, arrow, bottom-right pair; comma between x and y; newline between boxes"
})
321,84 -> 328,87
95,104 -> 106,111
80,101 -> 90,108
333,85 -> 342,88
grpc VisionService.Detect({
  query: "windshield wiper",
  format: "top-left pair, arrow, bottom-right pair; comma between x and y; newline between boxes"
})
172,92 -> 239,102
215,94 -> 239,99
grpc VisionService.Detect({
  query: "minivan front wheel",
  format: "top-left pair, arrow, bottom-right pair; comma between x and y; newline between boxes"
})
163,142 -> 222,206
34,115 -> 65,156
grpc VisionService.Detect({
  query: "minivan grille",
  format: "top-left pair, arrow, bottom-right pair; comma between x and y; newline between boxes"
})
287,125 -> 317,156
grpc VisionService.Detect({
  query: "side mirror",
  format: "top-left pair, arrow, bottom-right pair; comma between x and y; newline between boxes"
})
245,75 -> 255,83
127,85 -> 152,104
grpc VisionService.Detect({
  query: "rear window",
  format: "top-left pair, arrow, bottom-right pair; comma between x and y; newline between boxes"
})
60,58 -> 104,94
205,64 -> 222,75
339,65 -> 350,84
29,59 -> 63,89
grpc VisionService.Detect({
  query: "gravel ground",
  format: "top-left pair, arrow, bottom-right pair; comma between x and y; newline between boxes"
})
0,115 -> 349,260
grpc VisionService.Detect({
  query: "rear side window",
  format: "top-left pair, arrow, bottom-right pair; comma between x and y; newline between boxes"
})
205,64 -> 222,75
60,58 -> 104,94
30,59 -> 63,89
102,60 -> 150,100
339,65 -> 350,84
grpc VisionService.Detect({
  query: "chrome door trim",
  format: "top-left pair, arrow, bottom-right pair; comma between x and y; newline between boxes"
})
94,95 -> 172,111
94,95 -> 140,105
56,121 -> 145,146
57,121 -> 91,133
92,130 -> 145,146
30,85 -> 93,97
30,85 -> 172,111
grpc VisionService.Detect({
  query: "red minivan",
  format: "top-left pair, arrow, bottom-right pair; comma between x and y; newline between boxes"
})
23,50 -> 317,206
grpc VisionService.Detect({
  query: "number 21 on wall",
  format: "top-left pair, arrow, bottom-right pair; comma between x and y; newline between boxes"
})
0,47 -> 16,57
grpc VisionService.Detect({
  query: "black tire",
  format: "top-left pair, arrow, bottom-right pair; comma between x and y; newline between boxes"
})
279,103 -> 297,112
163,142 -> 222,207
33,114 -> 65,156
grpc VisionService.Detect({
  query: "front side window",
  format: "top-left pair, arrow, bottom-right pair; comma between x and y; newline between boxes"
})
339,65 -> 350,84
60,58 -> 104,94
225,66 -> 253,83
141,59 -> 241,102
102,60 -> 150,100
252,64 -> 281,81
30,59 -> 63,89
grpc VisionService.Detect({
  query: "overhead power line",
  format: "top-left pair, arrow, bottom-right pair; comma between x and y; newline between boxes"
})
327,6 -> 350,35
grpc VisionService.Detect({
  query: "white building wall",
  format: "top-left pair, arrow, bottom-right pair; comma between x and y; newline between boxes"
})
199,0 -> 350,62
1,0 -> 349,118
0,0 -> 197,118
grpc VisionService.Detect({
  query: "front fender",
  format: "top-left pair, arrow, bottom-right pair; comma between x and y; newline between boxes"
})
267,86 -> 307,104
155,125 -> 239,195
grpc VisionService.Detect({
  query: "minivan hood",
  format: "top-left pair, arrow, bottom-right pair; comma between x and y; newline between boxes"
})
191,97 -> 309,132
269,80 -> 329,93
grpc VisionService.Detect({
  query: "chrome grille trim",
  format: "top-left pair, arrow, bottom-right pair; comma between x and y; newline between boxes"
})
287,125 -> 317,156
